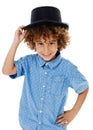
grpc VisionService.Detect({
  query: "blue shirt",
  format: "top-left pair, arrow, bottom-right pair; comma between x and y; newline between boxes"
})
10,53 -> 88,130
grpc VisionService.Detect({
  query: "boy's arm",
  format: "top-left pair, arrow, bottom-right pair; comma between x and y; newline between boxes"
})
71,87 -> 89,115
56,87 -> 89,127
2,26 -> 26,75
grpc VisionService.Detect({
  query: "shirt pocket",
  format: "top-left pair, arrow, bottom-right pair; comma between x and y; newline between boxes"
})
49,76 -> 64,96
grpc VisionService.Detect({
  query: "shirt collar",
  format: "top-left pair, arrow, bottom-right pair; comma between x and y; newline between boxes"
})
37,52 -> 62,69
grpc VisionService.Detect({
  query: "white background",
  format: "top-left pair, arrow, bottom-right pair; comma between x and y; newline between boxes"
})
0,0 -> 93,129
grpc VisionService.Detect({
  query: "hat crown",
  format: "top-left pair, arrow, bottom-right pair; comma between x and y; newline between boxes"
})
31,6 -> 62,24
23,6 -> 69,30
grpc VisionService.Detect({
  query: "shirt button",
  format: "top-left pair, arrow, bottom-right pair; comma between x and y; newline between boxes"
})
43,85 -> 45,88
45,72 -> 47,75
38,121 -> 42,125
46,63 -> 48,66
39,110 -> 43,113
41,97 -> 44,100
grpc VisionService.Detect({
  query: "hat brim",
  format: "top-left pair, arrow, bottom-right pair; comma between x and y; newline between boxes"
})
23,20 -> 69,30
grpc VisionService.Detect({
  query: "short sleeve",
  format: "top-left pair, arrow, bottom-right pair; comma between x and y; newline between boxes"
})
9,57 -> 25,79
68,66 -> 89,94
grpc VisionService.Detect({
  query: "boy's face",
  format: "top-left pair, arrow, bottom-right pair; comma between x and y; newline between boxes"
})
34,34 -> 58,62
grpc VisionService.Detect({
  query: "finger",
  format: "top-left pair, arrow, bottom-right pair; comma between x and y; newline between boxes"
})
57,121 -> 65,125
57,114 -> 64,119
19,25 -> 25,29
56,120 -> 68,127
17,26 -> 25,33
63,121 -> 68,128
56,118 -> 65,125
56,114 -> 64,124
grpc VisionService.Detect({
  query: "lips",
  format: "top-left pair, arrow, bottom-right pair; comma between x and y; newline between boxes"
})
42,54 -> 51,58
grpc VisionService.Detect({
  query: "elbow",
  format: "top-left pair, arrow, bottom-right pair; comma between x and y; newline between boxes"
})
2,66 -> 16,75
2,66 -> 6,75
2,67 -> 10,75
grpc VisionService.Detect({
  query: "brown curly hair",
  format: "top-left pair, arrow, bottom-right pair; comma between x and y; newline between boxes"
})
24,25 -> 70,51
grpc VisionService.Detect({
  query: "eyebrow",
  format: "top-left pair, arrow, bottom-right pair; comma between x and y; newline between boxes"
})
35,39 -> 57,42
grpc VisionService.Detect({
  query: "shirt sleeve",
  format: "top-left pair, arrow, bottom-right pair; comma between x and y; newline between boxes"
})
9,57 -> 25,79
68,66 -> 89,94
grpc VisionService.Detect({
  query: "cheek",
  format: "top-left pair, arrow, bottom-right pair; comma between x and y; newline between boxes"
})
51,45 -> 58,51
35,46 -> 43,53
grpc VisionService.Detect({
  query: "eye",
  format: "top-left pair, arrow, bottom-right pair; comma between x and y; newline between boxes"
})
50,41 -> 56,45
37,42 -> 44,46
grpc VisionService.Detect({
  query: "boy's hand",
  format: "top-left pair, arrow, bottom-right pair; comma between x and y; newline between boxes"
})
56,88 -> 89,128
13,26 -> 27,45
56,109 -> 76,128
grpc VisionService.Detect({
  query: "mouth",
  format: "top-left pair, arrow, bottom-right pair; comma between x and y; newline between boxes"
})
41,53 -> 56,61
42,54 -> 51,58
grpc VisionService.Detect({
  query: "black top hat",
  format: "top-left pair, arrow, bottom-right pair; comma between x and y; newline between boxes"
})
23,6 -> 69,30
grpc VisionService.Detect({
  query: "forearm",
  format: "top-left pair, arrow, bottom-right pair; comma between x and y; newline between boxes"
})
2,26 -> 26,75
71,87 -> 89,115
2,42 -> 19,75
56,87 -> 89,126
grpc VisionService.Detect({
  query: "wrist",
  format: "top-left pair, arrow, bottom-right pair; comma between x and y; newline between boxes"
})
71,106 -> 80,116
12,40 -> 20,47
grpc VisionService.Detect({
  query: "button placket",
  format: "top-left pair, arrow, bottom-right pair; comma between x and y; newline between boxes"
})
38,69 -> 48,126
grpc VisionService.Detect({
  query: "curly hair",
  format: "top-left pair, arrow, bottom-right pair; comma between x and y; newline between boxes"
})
24,25 -> 70,51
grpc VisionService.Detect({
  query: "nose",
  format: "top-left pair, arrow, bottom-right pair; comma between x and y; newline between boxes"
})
44,44 -> 50,53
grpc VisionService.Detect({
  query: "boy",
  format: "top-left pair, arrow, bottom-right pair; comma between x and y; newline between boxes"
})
2,6 -> 89,130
